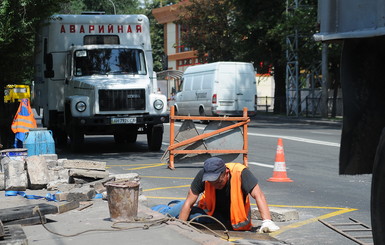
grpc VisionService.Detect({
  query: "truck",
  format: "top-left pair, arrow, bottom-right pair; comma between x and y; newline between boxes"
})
174,62 -> 256,118
34,14 -> 169,151
4,85 -> 30,103
315,1 -> 385,244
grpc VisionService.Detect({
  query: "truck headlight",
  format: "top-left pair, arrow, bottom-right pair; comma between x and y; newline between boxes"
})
153,99 -> 164,110
76,101 -> 87,112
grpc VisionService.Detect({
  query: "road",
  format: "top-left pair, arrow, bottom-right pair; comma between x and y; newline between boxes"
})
57,117 -> 373,244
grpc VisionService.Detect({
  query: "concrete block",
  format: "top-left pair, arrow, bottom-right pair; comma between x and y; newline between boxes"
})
251,207 -> 299,222
4,158 -> 27,191
57,158 -> 67,167
110,173 -> 140,182
0,172 -> 4,191
41,154 -> 58,162
65,186 -> 96,202
26,155 -> 49,189
68,169 -> 109,179
63,160 -> 106,171
46,160 -> 58,169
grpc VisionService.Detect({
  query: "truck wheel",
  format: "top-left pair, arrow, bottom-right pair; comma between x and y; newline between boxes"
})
371,128 -> 385,244
147,124 -> 163,151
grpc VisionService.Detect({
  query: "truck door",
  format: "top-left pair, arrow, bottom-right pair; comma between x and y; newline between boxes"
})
217,64 -> 237,112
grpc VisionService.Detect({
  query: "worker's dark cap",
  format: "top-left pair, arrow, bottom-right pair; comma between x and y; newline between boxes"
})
202,157 -> 226,182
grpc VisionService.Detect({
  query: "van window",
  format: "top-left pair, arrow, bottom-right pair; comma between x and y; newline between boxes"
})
202,73 -> 213,89
192,75 -> 202,90
184,76 -> 193,91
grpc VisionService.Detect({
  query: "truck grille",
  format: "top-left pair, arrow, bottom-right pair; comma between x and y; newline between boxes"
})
99,89 -> 145,111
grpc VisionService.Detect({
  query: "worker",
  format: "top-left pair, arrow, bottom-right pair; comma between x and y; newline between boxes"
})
177,157 -> 279,233
11,98 -> 37,147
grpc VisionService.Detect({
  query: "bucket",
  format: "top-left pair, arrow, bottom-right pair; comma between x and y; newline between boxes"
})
105,180 -> 140,222
23,128 -> 55,156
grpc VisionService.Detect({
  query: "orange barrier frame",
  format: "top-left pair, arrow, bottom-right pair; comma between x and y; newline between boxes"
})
167,106 -> 250,170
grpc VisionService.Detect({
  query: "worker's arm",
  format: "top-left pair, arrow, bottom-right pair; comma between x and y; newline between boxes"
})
179,189 -> 199,221
250,184 -> 279,233
249,184 -> 271,220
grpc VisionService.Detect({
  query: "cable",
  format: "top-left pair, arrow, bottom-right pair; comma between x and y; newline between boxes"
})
32,206 -> 231,240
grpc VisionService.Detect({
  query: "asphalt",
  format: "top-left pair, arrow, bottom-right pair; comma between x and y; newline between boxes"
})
0,114 -> 341,245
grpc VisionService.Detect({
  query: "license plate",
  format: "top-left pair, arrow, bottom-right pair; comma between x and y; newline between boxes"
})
111,117 -> 137,124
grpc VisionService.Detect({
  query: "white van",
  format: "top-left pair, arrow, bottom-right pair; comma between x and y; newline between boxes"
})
174,62 -> 256,117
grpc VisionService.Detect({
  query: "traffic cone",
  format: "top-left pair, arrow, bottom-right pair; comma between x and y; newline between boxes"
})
267,138 -> 293,182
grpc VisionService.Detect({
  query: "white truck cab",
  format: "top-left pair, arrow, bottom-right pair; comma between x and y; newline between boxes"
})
34,14 -> 168,151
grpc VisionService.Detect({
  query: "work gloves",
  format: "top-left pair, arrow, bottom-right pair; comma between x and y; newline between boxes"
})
258,219 -> 280,233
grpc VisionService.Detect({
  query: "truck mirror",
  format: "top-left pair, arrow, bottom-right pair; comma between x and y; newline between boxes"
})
44,53 -> 54,78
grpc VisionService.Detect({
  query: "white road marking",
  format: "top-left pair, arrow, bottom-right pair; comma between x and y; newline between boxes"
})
248,162 -> 275,168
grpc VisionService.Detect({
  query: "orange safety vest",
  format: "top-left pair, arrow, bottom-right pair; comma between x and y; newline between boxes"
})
11,98 -> 37,134
198,162 -> 252,231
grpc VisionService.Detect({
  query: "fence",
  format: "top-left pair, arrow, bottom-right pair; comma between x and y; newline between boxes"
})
256,96 -> 343,117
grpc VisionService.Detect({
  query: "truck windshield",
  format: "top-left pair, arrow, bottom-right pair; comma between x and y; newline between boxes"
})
74,48 -> 146,76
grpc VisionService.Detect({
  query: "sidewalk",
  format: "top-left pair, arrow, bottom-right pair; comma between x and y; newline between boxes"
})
0,190 -> 284,245
252,113 -> 343,127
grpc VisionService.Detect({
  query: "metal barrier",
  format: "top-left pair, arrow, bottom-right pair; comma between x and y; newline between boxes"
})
167,106 -> 250,170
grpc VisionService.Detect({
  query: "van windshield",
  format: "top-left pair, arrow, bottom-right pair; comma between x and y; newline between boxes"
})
74,48 -> 146,76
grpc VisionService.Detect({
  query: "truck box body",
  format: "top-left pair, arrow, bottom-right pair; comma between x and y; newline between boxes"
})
174,62 -> 256,117
34,14 -> 168,151
314,0 -> 385,41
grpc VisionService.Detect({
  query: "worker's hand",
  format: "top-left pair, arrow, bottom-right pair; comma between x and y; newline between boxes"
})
258,219 -> 280,233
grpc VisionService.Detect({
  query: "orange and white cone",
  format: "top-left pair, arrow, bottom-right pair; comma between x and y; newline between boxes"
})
267,138 -> 293,182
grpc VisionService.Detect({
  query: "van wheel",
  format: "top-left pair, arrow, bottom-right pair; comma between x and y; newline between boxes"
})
147,124 -> 163,151
199,107 -> 209,124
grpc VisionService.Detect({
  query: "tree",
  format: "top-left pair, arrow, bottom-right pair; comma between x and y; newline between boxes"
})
177,0 -> 240,62
0,0 -> 66,147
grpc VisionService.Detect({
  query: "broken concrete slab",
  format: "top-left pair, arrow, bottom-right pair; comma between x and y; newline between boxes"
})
63,160 -> 106,171
3,158 -> 27,191
0,173 -> 4,191
56,186 -> 96,202
68,169 -> 109,179
110,173 -> 140,182
26,155 -> 49,189
251,207 -> 299,222
40,154 -> 58,162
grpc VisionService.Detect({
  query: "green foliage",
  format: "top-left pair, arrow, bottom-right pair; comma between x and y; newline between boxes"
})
177,0 -> 239,62
0,0 -> 67,84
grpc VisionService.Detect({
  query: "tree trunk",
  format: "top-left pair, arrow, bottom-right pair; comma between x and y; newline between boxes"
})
273,62 -> 286,114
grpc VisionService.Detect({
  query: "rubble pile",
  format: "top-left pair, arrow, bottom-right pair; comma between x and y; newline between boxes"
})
0,154 -> 141,203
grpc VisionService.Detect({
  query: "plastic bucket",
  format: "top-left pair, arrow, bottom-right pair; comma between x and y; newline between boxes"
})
23,128 -> 55,156
105,180 -> 140,222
